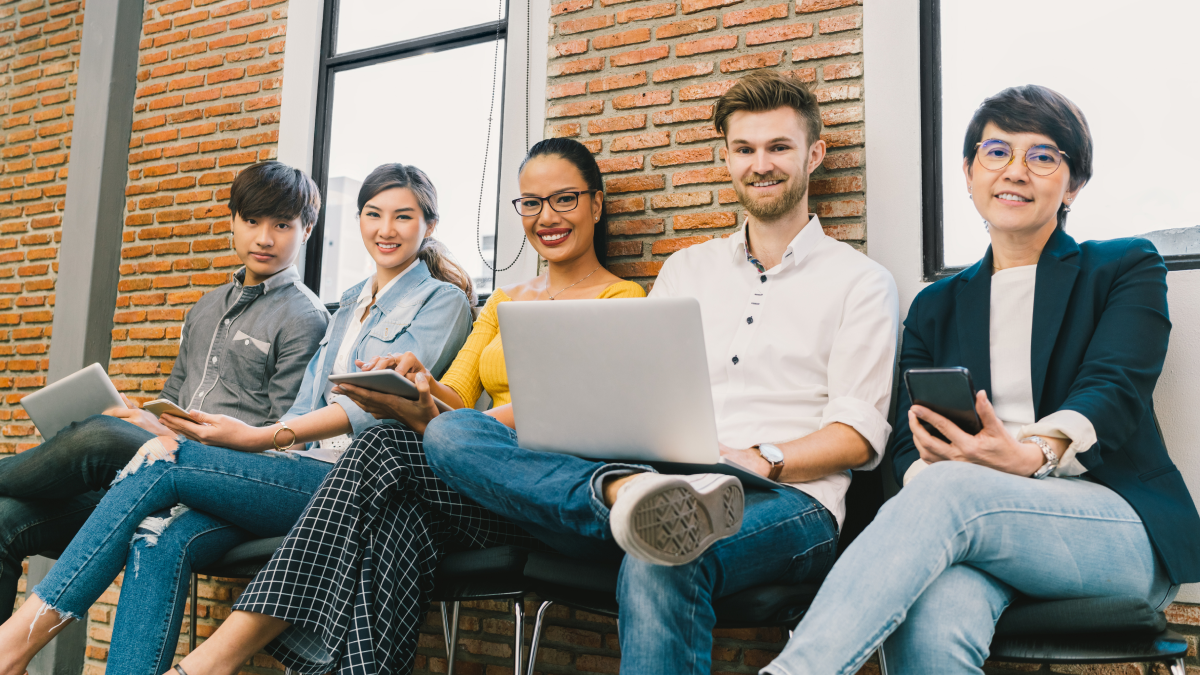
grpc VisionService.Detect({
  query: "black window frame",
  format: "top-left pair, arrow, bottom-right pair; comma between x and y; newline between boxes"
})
919,0 -> 1200,280
306,0 -> 511,294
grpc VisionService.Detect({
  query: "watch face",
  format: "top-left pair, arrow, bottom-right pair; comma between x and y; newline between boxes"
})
759,443 -> 784,463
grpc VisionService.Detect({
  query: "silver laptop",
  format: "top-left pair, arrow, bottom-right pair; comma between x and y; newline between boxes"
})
21,363 -> 125,440
498,297 -> 779,490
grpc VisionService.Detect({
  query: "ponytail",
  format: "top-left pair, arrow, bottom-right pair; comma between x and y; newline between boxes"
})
358,162 -> 476,305
417,237 -> 476,306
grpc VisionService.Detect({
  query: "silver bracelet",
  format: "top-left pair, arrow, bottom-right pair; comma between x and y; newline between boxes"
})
1026,435 -> 1059,480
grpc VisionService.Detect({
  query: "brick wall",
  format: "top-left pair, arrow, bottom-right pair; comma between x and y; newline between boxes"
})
0,0 -> 1196,673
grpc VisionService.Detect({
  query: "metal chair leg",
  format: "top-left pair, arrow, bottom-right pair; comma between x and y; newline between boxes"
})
189,573 -> 198,651
1170,657 -> 1186,675
877,646 -> 891,675
513,600 -> 525,675
440,601 -> 460,674
525,601 -> 552,675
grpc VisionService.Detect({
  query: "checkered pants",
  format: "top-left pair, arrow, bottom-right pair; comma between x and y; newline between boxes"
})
232,423 -> 538,675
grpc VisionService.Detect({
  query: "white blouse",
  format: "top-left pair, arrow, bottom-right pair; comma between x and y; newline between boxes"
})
904,264 -> 1095,484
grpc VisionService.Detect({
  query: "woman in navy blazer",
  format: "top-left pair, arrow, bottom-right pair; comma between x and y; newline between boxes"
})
764,86 -> 1200,675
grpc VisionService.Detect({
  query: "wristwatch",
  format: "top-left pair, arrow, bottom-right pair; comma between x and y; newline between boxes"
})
754,443 -> 785,481
1026,435 -> 1059,480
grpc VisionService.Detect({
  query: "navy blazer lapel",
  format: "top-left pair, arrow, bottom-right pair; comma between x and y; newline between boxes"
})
955,251 -> 993,397
1031,229 -> 1081,411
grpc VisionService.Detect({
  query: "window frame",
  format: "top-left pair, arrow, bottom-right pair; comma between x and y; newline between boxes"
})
918,0 -> 1200,280
305,0 -> 512,295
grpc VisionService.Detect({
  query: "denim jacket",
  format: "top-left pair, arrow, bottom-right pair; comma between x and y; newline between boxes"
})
282,260 -> 472,438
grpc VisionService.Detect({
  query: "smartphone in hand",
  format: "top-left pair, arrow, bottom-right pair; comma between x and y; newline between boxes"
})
142,399 -> 200,424
903,367 -> 983,442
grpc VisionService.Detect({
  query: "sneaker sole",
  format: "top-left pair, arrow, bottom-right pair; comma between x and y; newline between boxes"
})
612,475 -> 743,566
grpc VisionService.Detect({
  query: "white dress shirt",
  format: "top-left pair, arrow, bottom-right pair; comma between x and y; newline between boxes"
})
650,216 -> 899,526
903,264 -> 1095,484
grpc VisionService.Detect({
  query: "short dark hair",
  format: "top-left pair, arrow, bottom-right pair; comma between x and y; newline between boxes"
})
713,70 -> 823,148
963,85 -> 1093,229
228,161 -> 321,229
519,138 -> 609,268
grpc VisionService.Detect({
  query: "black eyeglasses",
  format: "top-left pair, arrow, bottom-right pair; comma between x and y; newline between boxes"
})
975,139 -> 1069,177
511,190 -> 595,217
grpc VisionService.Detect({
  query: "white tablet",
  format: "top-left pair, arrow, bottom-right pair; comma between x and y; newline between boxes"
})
21,363 -> 126,440
328,370 -> 420,400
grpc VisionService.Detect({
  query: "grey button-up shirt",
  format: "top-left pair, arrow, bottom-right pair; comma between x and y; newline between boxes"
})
161,266 -> 329,426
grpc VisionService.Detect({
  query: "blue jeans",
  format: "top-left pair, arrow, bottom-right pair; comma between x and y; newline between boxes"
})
30,439 -> 331,656
423,409 -> 839,675
764,461 -> 1177,675
0,415 -> 153,620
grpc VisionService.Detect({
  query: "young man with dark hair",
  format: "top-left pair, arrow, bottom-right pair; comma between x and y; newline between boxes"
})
0,161 -> 330,619
424,70 -> 899,672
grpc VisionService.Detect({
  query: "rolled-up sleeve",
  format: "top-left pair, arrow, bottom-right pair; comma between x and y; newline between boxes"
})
819,266 -> 900,469
1019,409 -> 1097,477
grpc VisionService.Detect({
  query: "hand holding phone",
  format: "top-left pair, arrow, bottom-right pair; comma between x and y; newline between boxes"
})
903,367 -> 983,442
142,399 -> 201,424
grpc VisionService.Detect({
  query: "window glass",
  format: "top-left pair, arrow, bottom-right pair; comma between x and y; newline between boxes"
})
335,0 -> 506,54
319,40 -> 503,302
939,0 -> 1200,268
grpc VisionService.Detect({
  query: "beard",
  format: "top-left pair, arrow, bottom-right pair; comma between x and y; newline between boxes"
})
733,171 -> 808,222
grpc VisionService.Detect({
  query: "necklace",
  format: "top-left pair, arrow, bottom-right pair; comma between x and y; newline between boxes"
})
547,264 -> 601,300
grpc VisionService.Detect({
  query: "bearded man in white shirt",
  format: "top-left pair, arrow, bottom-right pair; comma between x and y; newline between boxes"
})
423,70 -> 899,673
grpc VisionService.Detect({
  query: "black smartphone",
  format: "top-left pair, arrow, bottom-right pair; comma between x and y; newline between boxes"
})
903,367 -> 983,442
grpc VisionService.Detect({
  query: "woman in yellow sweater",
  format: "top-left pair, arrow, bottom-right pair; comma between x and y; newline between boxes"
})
169,139 -> 644,675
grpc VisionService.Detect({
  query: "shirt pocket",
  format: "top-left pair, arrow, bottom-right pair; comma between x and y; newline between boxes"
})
359,304 -> 420,359
223,330 -> 272,393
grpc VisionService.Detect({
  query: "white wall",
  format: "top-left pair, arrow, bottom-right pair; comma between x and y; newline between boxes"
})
864,0 -> 1200,603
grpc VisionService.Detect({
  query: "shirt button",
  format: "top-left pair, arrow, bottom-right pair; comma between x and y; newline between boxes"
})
746,317 -> 753,324
224,319 -> 230,325
760,275 -> 767,283
732,356 -> 739,365
211,357 -> 218,364
245,340 -> 251,346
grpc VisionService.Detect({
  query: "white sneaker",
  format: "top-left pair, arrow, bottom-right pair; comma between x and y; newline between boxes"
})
609,473 -> 744,566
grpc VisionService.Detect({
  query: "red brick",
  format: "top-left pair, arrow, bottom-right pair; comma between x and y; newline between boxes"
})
558,15 -> 615,35
550,39 -> 589,58
610,131 -> 670,151
551,0 -> 593,15
616,2 -> 675,23
723,3 -> 787,27
609,44 -> 669,67
819,12 -> 862,33
608,218 -> 664,235
810,175 -> 862,195
655,16 -> 716,38
548,57 -> 606,77
652,62 -> 713,82
652,234 -> 712,254
589,71 -> 647,93
548,122 -> 581,138
611,89 -> 672,109
609,260 -> 663,278
720,49 -> 783,73
823,61 -> 862,80
596,155 -> 644,173
652,105 -> 713,125
792,37 -> 861,61
681,0 -> 741,13
816,199 -> 864,218
797,0 -> 861,12
547,81 -> 587,99
676,34 -> 737,56
673,211 -> 736,229
821,106 -> 863,126
650,191 -> 712,208
605,197 -> 645,214
547,100 -> 605,118
746,22 -> 813,45
607,240 -> 642,257
678,79 -> 737,101
593,27 -> 650,50
605,174 -> 665,194
650,147 -> 713,167
822,150 -> 862,170
815,84 -> 861,103
822,128 -> 864,147
587,113 -> 646,134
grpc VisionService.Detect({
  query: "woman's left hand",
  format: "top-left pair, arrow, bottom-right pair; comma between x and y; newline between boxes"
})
909,390 -> 1045,476
333,373 -> 441,434
161,410 -> 270,452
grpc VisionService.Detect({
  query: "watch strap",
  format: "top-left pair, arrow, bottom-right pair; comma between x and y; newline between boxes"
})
1026,435 -> 1058,480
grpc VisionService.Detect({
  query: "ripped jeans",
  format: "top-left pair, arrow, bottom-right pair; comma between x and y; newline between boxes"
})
30,438 -> 331,669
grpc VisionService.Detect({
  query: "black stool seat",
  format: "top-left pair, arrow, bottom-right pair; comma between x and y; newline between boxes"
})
433,545 -> 534,602
196,535 -> 286,578
991,596 -> 1185,665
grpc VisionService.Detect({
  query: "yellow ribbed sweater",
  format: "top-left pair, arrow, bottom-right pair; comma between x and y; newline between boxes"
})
441,280 -> 646,408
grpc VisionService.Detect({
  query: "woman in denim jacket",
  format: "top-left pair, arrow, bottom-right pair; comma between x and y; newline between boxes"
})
0,164 -> 473,675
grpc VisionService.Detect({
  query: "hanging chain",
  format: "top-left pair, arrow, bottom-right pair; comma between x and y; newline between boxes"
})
477,0 -> 529,273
